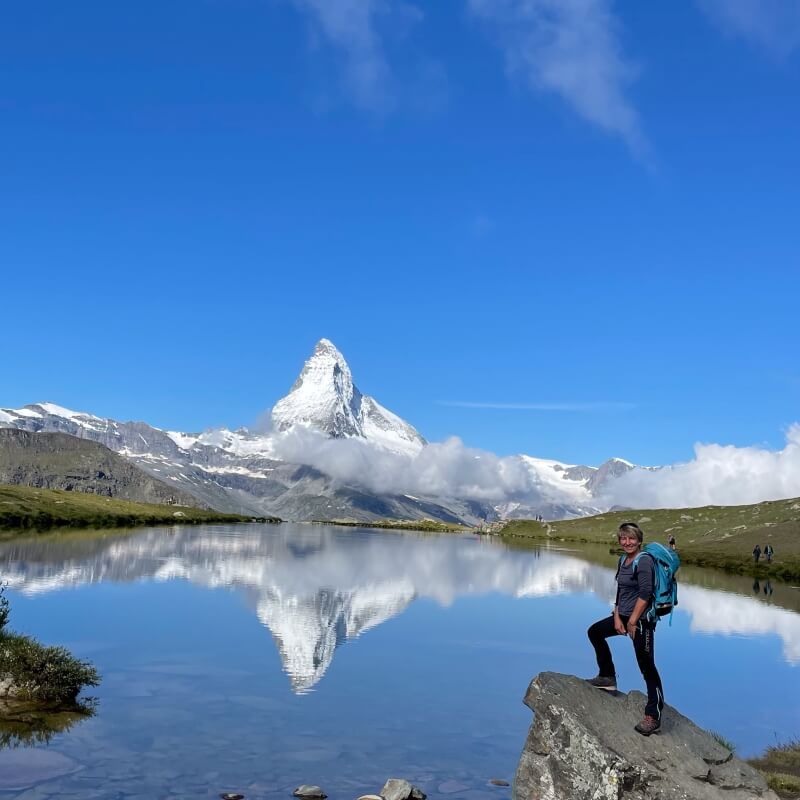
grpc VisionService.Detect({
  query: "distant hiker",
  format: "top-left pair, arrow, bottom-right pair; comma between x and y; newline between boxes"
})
586,522 -> 664,736
753,544 -> 762,563
668,534 -> 676,550
765,544 -> 774,563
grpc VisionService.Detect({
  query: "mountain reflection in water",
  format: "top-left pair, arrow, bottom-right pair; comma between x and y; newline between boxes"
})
0,523 -> 798,693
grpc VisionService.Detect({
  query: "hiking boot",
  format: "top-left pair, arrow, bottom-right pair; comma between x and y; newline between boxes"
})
634,715 -> 661,736
585,675 -> 617,692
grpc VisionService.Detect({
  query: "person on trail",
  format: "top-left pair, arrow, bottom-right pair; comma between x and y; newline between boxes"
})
668,534 -> 676,550
765,544 -> 774,563
753,544 -> 762,563
586,522 -> 664,736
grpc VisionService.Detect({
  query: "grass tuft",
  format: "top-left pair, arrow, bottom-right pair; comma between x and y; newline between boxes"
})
749,739 -> 800,799
709,730 -> 736,752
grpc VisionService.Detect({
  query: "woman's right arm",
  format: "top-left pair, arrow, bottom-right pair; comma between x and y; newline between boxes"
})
613,606 -> 625,634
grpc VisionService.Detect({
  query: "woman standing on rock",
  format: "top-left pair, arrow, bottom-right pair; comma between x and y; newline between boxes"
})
586,522 -> 664,736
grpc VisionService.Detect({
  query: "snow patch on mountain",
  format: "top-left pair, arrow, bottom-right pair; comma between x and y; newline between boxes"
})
37,402 -> 101,421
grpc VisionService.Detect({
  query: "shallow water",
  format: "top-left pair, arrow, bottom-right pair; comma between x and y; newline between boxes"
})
0,523 -> 798,799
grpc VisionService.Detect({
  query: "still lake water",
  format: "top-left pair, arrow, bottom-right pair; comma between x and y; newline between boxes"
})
0,523 -> 798,798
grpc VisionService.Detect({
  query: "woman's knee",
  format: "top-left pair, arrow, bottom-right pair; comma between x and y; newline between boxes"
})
587,620 -> 604,641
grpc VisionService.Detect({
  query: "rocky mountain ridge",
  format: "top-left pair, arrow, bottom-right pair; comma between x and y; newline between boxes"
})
0,428 -> 204,508
0,340 -> 641,523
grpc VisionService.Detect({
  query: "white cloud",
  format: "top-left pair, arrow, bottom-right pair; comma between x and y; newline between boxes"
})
698,0 -> 800,57
468,0 -> 646,154
602,424 -> 800,509
291,0 -> 423,112
271,421 -> 800,515
292,0 -> 391,111
271,426 -> 535,500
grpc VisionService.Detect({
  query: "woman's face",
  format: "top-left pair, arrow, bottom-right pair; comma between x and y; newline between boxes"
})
618,530 -> 641,555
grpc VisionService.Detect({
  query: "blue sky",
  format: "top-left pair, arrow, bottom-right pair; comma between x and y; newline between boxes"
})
1,0 -> 798,466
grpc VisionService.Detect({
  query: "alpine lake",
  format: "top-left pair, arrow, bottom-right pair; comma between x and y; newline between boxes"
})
0,522 -> 798,799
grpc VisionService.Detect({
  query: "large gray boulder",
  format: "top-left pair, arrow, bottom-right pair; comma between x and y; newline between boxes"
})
514,672 -> 777,800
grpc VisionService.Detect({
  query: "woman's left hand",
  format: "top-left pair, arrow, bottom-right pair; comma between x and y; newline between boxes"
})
626,620 -> 638,639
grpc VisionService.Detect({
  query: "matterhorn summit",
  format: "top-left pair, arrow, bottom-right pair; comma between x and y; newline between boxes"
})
271,339 -> 426,456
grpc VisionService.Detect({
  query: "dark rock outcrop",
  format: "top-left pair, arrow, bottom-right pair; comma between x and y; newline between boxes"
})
514,672 -> 777,800
0,429 -> 204,508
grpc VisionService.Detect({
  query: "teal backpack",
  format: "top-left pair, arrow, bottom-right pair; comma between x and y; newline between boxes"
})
619,542 -> 681,624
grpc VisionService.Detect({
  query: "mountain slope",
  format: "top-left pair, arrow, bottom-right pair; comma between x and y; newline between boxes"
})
0,428 -> 204,507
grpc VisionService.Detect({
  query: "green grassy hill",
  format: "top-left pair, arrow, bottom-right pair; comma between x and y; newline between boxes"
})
0,484 -> 271,533
500,497 -> 800,581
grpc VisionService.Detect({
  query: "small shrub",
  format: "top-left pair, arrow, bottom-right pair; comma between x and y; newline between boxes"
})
0,632 -> 100,705
0,584 -> 9,632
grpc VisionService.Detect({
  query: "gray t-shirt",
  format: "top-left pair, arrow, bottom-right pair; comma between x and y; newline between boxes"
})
615,553 -> 654,616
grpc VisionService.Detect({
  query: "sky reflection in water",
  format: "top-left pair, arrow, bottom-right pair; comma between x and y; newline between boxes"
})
0,523 -> 798,798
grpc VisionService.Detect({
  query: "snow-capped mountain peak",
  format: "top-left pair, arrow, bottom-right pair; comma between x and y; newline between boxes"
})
271,339 -> 426,455
272,339 -> 363,438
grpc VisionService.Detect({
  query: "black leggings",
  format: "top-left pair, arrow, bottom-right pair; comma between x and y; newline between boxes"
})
587,614 -> 664,719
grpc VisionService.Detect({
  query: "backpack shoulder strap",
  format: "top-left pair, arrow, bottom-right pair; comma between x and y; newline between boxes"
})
631,551 -> 650,573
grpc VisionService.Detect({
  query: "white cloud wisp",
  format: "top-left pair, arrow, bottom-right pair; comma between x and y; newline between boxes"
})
468,0 -> 646,154
698,0 -> 800,57
292,0 -> 394,112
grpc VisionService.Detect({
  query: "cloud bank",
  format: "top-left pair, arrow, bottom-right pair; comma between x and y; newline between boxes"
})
270,422 -> 800,513
601,424 -> 800,509
272,427 -> 537,501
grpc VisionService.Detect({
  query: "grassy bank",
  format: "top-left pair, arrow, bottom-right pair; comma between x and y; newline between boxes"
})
749,741 -> 800,799
312,518 -> 469,533
0,484 -> 277,533
499,497 -> 800,582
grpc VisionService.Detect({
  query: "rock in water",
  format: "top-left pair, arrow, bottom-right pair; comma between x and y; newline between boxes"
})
378,779 -> 427,800
293,786 -> 327,799
514,673 -> 778,800
381,779 -> 413,800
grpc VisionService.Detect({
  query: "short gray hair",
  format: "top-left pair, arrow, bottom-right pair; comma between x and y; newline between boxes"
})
618,522 -> 644,543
